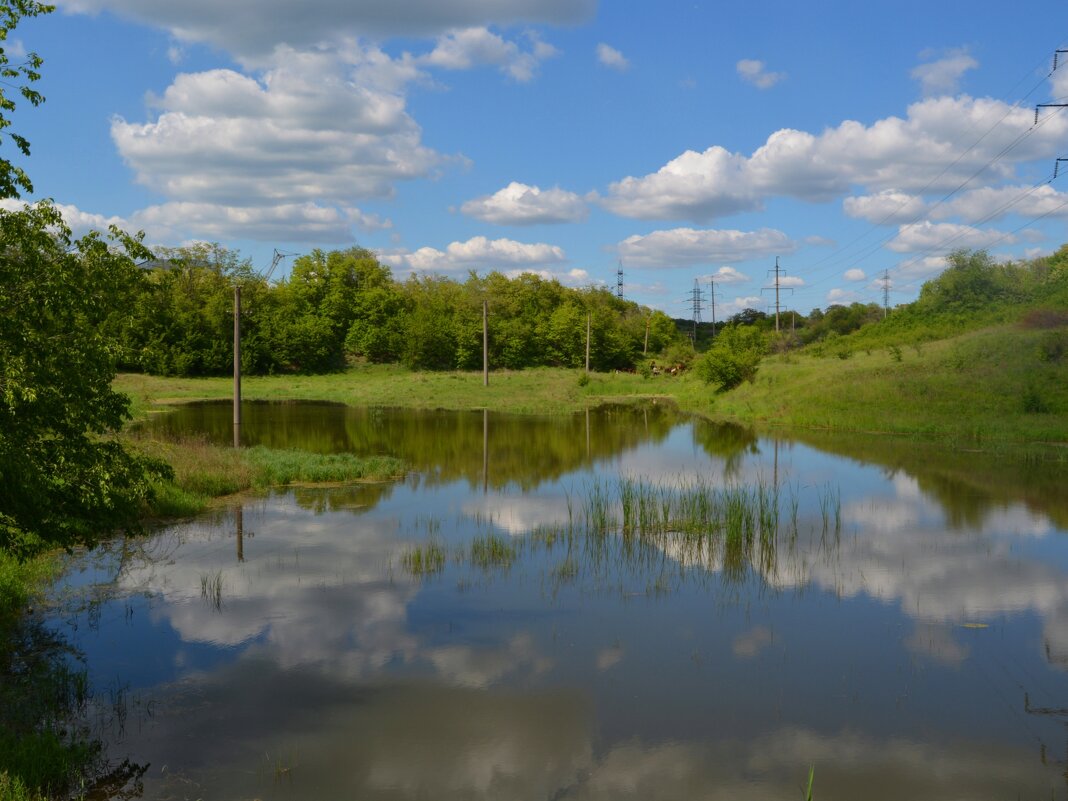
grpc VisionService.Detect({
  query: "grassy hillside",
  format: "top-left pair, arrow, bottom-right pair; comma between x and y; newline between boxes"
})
704,322 -> 1067,443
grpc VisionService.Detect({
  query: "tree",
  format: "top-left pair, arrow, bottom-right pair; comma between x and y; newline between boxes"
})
0,204 -> 165,556
0,1 -> 52,198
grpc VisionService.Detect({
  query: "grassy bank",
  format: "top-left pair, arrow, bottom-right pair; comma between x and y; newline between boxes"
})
116,320 -> 1067,446
126,433 -> 407,518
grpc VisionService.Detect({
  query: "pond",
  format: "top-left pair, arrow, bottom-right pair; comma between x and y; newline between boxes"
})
50,401 -> 1068,799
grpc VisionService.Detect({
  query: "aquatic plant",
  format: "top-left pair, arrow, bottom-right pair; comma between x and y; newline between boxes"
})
402,542 -> 447,576
199,570 -> 224,611
470,534 -> 517,570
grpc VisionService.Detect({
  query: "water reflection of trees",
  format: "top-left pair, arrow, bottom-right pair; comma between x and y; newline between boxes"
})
143,401 -> 682,490
0,613 -> 147,798
690,420 -> 760,478
788,430 -> 1068,531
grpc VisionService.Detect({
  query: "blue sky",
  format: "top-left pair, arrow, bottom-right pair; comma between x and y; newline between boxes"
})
8,0 -> 1068,317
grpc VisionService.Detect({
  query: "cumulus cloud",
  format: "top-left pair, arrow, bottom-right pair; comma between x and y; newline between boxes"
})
599,147 -> 757,220
420,26 -> 558,82
601,95 -> 1067,222
112,46 -> 443,211
720,295 -> 763,314
616,227 -> 796,268
827,288 -> 860,304
596,43 -> 629,71
461,182 -> 588,225
135,201 -> 390,243
736,59 -> 785,89
844,190 -> 928,224
778,275 -> 805,288
887,221 -> 1012,253
57,0 -> 595,58
708,265 -> 750,285
931,184 -> 1068,223
844,268 -> 866,281
911,47 -> 978,97
0,199 -> 130,240
380,235 -> 567,273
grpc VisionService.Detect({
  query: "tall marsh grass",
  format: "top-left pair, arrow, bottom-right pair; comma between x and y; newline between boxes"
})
126,432 -> 406,519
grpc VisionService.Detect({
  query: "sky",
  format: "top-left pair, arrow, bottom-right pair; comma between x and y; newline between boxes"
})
6,0 -> 1068,318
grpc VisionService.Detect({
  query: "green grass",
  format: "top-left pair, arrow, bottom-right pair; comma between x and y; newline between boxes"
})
116,365 -> 607,419
243,446 -> 405,487
114,320 -> 1068,447
0,551 -> 56,624
709,325 -> 1068,443
125,432 -> 406,518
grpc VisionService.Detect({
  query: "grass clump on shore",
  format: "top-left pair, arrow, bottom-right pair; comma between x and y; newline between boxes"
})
243,446 -> 404,487
125,432 -> 406,518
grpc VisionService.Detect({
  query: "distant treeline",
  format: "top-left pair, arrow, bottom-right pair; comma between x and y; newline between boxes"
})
112,244 -> 685,376
111,243 -> 1068,377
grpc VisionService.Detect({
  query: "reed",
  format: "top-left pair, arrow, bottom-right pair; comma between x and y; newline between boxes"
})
470,534 -> 518,570
401,541 -> 447,576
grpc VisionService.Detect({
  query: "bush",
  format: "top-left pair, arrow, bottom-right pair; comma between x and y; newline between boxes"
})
694,326 -> 767,391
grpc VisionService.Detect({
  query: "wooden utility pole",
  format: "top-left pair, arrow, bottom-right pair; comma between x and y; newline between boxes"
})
773,257 -> 782,333
585,312 -> 591,373
233,285 -> 241,448
482,299 -> 489,387
709,277 -> 717,341
643,316 -> 649,355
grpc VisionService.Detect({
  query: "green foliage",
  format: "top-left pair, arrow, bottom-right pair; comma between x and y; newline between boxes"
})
0,1 -> 52,199
0,204 -> 166,556
695,325 -> 767,390
114,247 -> 683,376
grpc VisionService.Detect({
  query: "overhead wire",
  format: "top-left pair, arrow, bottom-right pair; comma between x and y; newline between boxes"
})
761,45 -> 1068,308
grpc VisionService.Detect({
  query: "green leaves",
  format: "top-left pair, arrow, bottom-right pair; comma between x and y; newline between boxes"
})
695,325 -> 768,391
0,202 -> 160,556
0,1 -> 53,198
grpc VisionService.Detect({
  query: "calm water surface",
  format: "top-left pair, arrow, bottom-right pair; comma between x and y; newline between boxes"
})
51,401 -> 1068,799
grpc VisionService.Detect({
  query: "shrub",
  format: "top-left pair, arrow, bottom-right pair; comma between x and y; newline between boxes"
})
695,326 -> 767,391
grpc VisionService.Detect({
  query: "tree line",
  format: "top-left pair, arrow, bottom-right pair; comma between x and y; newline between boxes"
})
113,244 -> 685,376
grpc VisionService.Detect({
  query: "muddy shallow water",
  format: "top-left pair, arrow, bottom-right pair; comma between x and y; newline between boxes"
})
52,402 -> 1068,799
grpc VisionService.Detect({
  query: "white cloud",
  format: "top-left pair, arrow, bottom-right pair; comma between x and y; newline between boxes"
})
721,295 -> 763,314
113,46 -> 441,210
461,182 -> 588,225
778,275 -> 805,288
896,254 -> 949,280
932,184 -> 1068,223
844,190 -> 928,224
0,199 -> 129,240
134,201 -> 390,243
600,95 -> 1067,222
736,59 -> 785,89
596,43 -> 629,71
600,147 -> 757,220
827,288 -> 860,304
844,268 -> 866,281
420,26 -> 557,82
381,235 -> 567,273
888,221 -> 1013,253
616,227 -> 796,268
708,266 -> 749,285
911,48 -> 978,97
58,0 -> 595,58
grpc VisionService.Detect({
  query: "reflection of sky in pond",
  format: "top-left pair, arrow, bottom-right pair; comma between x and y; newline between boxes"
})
50,406 -> 1068,799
